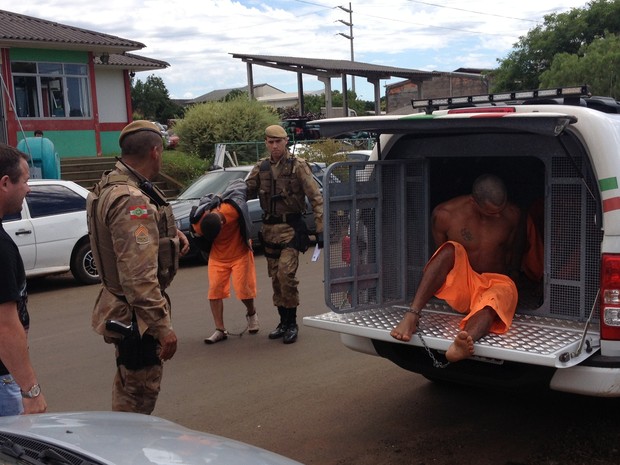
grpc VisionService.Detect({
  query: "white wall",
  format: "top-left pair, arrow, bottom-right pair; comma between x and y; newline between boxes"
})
95,69 -> 128,123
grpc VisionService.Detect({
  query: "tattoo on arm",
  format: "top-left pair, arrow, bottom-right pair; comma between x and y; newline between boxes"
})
460,228 -> 473,242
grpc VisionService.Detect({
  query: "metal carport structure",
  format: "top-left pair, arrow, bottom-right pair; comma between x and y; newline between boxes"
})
230,53 -> 439,116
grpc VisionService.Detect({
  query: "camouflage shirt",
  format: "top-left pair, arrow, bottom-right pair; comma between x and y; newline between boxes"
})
87,162 -> 179,341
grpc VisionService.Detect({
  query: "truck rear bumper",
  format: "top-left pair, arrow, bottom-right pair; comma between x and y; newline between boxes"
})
304,304 -> 599,368
550,365 -> 620,397
306,312 -> 620,397
335,332 -> 620,397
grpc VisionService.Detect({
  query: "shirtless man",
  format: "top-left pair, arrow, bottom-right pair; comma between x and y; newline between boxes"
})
390,174 -> 522,362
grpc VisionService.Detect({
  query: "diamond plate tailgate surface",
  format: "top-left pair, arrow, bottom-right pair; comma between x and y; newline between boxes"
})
304,304 -> 600,368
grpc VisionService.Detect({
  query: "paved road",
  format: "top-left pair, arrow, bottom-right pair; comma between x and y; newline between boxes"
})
26,253 -> 620,465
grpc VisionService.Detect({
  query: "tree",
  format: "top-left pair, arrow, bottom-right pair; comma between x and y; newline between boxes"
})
280,90 -> 371,118
131,74 -> 183,122
491,0 -> 620,91
540,33 -> 620,98
222,89 -> 248,101
173,96 -> 279,163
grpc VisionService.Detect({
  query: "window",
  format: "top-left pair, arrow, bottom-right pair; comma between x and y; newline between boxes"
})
11,61 -> 91,118
3,211 -> 22,221
26,185 -> 86,218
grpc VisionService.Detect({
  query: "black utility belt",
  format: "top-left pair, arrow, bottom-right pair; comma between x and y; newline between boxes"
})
262,213 -> 302,225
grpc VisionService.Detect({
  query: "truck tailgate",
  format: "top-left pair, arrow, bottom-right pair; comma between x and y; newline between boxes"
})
304,303 -> 600,368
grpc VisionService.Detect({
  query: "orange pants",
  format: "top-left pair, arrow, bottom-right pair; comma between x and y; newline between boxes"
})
430,241 -> 518,334
521,213 -> 544,282
207,250 -> 257,300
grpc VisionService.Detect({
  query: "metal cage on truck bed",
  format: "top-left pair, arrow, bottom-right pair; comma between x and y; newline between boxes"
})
306,129 -> 603,369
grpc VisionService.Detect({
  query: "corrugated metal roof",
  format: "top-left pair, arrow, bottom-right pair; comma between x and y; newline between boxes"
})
190,85 -> 251,103
0,9 -> 144,52
94,52 -> 169,70
230,53 -> 439,81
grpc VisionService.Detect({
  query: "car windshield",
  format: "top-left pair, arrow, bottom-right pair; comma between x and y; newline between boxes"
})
176,170 -> 248,200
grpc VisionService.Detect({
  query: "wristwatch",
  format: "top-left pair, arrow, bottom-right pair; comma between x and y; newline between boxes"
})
21,383 -> 41,399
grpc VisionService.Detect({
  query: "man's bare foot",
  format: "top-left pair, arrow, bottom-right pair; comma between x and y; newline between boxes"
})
390,310 -> 420,342
445,331 -> 475,362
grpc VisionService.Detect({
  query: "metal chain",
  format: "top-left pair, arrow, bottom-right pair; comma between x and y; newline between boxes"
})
226,326 -> 249,337
414,312 -> 450,369
416,332 -> 450,369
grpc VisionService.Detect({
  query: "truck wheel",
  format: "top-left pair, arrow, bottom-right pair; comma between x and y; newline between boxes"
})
71,241 -> 100,285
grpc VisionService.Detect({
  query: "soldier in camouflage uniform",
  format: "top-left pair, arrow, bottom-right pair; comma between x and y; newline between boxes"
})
246,125 -> 323,344
87,121 -> 189,414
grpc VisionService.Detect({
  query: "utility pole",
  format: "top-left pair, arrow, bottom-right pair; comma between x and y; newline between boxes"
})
337,2 -> 354,94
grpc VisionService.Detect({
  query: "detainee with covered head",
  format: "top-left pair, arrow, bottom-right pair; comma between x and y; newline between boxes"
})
190,178 -> 258,344
391,174 -> 523,362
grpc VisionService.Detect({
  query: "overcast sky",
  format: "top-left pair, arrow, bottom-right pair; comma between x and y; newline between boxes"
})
3,0 -> 588,101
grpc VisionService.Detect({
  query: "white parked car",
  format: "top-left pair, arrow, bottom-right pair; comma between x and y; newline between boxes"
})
3,179 -> 99,285
0,411 -> 303,465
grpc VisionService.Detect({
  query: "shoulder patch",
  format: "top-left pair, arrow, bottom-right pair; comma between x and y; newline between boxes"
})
129,205 -> 149,219
134,224 -> 150,245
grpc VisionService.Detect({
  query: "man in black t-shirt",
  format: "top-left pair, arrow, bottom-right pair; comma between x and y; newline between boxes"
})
0,143 -> 47,415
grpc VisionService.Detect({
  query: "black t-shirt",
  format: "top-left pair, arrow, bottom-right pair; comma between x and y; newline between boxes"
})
0,220 -> 29,376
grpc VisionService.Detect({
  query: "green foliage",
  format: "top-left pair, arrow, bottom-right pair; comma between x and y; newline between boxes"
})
303,94 -> 326,116
331,89 -> 368,116
280,90 -> 372,118
540,33 -> 620,98
295,139 -> 355,165
492,0 -> 620,92
222,89 -> 249,101
162,149 -> 207,187
173,96 -> 279,165
131,75 -> 184,122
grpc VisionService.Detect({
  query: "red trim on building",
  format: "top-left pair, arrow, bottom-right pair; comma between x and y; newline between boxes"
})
1,48 -> 18,146
603,197 -> 620,213
88,52 -> 102,156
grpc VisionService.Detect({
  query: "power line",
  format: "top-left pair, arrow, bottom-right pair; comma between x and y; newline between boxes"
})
286,0 -> 536,39
404,0 -> 540,23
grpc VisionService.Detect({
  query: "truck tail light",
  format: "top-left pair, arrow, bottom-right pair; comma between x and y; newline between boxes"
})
600,254 -> 620,339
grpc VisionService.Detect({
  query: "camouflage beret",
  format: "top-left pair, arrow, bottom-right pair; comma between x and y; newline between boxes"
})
119,120 -> 162,145
265,125 -> 288,139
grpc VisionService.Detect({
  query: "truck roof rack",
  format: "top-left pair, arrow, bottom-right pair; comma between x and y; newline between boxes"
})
410,85 -> 620,115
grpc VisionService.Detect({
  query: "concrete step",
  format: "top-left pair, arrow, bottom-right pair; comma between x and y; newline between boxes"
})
60,157 -> 182,198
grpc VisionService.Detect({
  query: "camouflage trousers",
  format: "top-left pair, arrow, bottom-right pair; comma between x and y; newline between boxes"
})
112,360 -> 163,415
263,224 -> 300,308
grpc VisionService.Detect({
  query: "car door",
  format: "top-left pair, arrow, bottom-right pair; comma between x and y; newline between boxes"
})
23,183 -> 87,270
3,201 -> 36,270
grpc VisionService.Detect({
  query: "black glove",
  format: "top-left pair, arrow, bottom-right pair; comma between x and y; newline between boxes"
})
316,232 -> 324,249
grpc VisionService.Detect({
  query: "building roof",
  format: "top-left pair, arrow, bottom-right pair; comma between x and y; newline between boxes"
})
94,52 -> 169,71
0,9 -> 144,53
186,83 -> 284,104
190,85 -> 252,104
452,67 -> 489,75
230,53 -> 439,81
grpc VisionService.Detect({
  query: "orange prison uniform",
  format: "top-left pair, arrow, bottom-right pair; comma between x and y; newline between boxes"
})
522,210 -> 544,283
207,203 -> 256,300
429,241 -> 518,334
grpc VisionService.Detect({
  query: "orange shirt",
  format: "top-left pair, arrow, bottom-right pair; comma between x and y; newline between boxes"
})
209,203 -> 247,262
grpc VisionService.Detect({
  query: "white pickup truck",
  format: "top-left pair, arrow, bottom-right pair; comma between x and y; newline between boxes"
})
304,86 -> 620,397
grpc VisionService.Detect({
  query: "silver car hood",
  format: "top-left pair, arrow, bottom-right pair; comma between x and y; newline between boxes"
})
0,411 -> 303,465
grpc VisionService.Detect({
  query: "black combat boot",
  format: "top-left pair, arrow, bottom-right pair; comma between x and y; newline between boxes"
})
283,307 -> 298,344
268,306 -> 287,339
